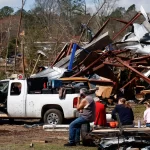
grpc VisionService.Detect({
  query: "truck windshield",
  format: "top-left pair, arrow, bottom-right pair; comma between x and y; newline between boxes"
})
0,81 -> 9,92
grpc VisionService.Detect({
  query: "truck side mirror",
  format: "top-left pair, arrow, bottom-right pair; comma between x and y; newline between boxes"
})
59,87 -> 66,99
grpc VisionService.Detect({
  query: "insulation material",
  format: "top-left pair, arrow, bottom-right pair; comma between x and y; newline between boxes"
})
123,44 -> 150,54
113,41 -> 139,49
122,44 -> 143,53
143,21 -> 150,32
140,45 -> 150,54
121,32 -> 138,42
117,10 -> 150,55
133,23 -> 148,41
140,5 -> 149,22
143,70 -> 150,77
95,86 -> 113,98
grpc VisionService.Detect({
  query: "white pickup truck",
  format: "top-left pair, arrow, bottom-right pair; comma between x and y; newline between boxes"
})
0,77 -> 85,124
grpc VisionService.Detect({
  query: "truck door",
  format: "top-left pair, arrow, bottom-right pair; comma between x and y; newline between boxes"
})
7,80 -> 27,117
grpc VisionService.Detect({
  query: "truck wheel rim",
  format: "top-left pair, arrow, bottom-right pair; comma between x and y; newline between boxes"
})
47,113 -> 59,124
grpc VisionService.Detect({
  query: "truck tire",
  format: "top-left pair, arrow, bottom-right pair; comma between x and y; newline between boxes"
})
81,123 -> 94,146
44,109 -> 63,124
9,118 -> 14,124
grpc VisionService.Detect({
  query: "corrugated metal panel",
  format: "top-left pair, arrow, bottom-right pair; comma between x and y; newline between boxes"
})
54,32 -> 112,68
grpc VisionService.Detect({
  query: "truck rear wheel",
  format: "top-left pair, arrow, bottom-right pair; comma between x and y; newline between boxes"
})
81,123 -> 95,146
44,109 -> 63,124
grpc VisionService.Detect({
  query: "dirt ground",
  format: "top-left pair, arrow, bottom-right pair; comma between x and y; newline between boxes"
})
0,119 -> 69,145
0,120 -> 97,150
0,104 -> 145,149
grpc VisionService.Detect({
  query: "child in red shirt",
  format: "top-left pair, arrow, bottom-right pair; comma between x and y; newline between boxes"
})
94,97 -> 106,126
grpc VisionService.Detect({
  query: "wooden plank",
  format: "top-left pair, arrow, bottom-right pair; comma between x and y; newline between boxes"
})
92,128 -> 120,133
0,114 -> 8,117
92,127 -> 150,133
45,137 -> 68,140
32,140 -> 46,143
44,129 -> 69,132
124,128 -> 150,132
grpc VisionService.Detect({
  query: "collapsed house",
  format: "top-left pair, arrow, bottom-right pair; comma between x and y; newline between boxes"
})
31,6 -> 150,103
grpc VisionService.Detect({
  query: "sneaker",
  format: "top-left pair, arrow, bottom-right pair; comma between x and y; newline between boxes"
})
64,142 -> 76,146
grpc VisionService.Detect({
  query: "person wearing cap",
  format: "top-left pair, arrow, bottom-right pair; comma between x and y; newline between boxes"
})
94,97 -> 106,127
111,97 -> 134,127
64,88 -> 95,146
143,101 -> 150,127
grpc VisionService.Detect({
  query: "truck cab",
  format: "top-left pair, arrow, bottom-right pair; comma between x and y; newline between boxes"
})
0,77 -> 90,124
0,77 -> 114,124
0,79 -> 27,117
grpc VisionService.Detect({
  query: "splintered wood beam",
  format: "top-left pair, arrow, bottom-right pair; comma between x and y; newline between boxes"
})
103,61 -> 123,67
92,63 -> 105,72
112,12 -> 141,40
112,18 -> 132,25
72,52 -> 109,77
71,56 -> 101,77
130,61 -> 148,64
121,77 -> 137,89
66,42 -> 73,56
130,55 -> 150,62
116,57 -> 150,84
51,43 -> 68,67
90,18 -> 110,42
73,52 -> 92,70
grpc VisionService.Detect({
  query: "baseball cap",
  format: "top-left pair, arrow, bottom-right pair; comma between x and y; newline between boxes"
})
80,88 -> 88,95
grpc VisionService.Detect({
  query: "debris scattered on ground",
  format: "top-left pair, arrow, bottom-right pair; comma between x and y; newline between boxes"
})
23,123 -> 43,128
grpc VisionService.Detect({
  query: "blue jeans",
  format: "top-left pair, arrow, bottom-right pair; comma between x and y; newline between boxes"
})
69,117 -> 88,144
146,123 -> 150,127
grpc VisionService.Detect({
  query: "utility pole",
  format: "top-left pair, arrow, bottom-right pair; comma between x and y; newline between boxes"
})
5,27 -> 10,74
14,0 -> 25,73
5,16 -> 12,76
21,37 -> 25,78
1,23 -> 3,45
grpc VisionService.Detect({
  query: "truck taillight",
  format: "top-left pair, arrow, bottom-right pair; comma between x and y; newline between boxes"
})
73,97 -> 78,108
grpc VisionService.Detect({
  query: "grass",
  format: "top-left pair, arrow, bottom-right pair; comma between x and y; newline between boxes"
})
107,104 -> 146,121
132,104 -> 145,121
0,143 -> 97,150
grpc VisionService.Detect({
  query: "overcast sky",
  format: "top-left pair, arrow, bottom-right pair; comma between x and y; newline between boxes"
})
0,0 -> 149,12
0,0 -> 35,10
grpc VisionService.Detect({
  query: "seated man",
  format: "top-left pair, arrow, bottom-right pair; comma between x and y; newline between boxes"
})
64,88 -> 95,146
94,97 -> 106,127
111,97 -> 134,127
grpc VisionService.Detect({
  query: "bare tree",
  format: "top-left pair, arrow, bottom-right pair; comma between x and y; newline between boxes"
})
24,0 -> 90,68
94,0 -> 119,27
14,0 -> 26,73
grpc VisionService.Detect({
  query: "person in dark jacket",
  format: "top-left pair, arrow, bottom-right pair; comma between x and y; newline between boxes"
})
111,97 -> 134,126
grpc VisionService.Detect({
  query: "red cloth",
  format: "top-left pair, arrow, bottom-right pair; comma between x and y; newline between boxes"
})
94,102 -> 106,126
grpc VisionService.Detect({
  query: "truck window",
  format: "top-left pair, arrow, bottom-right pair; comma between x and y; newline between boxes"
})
27,78 -> 48,94
0,81 -> 9,104
0,81 -> 9,92
10,82 -> 22,95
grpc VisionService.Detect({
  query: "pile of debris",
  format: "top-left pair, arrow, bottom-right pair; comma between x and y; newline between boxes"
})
31,6 -> 150,103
